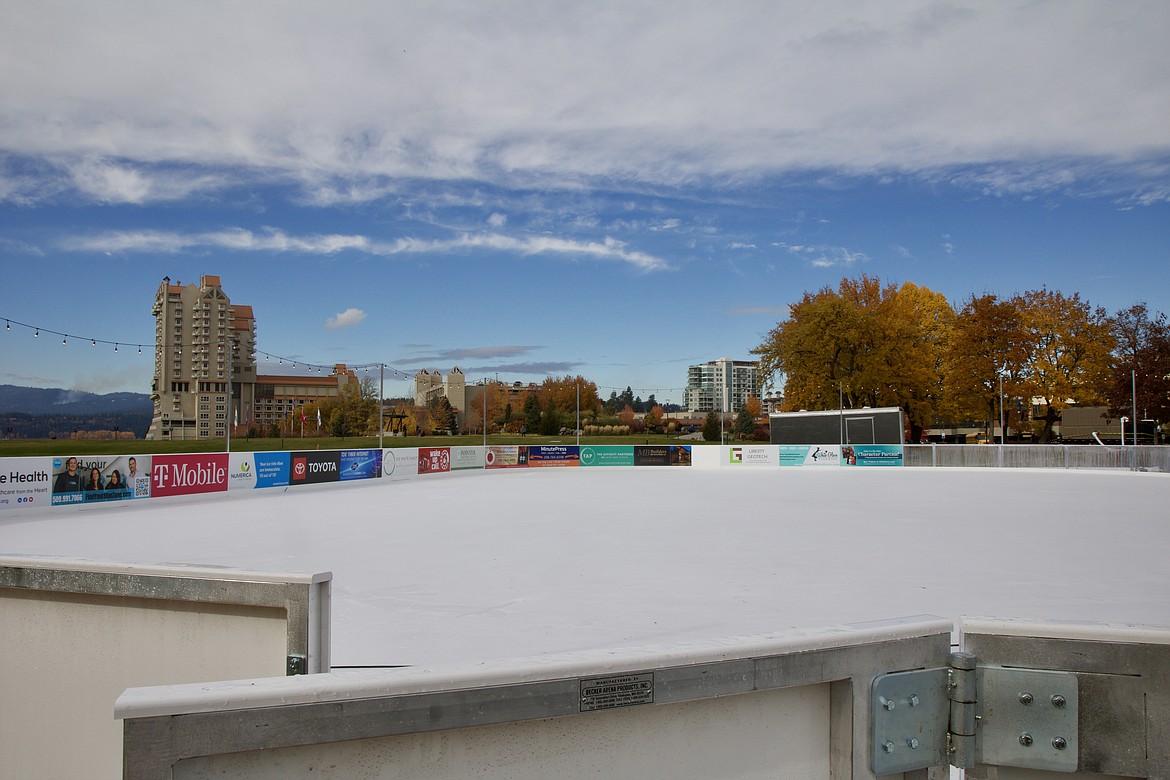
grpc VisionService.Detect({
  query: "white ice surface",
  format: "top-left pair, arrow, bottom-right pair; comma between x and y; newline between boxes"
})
3,467 -> 1167,668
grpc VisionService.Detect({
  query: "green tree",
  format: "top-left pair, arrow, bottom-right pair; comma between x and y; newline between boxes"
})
428,396 -> 457,434
330,410 -> 348,438
538,397 -> 562,435
701,410 -> 722,442
522,393 -> 541,434
732,406 -> 755,440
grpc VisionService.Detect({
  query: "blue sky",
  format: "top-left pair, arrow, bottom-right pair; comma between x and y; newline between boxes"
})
2,1 -> 1168,405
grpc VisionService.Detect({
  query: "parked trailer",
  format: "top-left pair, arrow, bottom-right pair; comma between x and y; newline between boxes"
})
769,406 -> 905,445
1060,405 -> 1159,444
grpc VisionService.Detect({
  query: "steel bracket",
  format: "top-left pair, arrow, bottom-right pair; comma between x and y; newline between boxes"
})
871,658 -> 1078,775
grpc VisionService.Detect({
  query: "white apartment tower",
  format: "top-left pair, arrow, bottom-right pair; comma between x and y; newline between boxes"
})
147,276 -> 256,440
684,358 -> 760,414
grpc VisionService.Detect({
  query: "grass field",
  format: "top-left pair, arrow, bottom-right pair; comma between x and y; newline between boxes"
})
0,433 -> 711,457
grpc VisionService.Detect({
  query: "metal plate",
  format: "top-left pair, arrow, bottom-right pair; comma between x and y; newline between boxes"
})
976,666 -> 1078,771
579,672 -> 654,712
870,667 -> 948,775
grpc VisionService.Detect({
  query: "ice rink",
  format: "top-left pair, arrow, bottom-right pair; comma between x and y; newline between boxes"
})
3,466 -> 1167,667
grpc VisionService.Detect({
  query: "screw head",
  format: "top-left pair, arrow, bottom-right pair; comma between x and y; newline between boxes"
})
908,694 -> 920,707
1019,692 -> 1034,705
882,740 -> 896,753
1019,733 -> 1033,747
882,698 -> 896,711
907,738 -> 920,749
1052,736 -> 1068,750
1051,694 -> 1067,708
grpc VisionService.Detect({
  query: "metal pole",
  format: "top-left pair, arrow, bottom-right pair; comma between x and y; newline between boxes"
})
225,342 -> 232,454
576,382 -> 580,447
999,369 -> 1005,446
839,382 -> 843,451
379,363 -> 384,450
1132,369 -> 1138,446
483,377 -> 488,450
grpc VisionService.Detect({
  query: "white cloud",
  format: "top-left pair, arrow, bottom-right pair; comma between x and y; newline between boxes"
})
487,212 -> 507,227
61,228 -> 369,255
2,2 -> 1166,204
777,241 -> 869,269
326,308 -> 367,330
59,227 -> 671,271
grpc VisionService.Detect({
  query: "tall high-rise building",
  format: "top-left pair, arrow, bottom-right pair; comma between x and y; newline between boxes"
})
684,357 -> 760,414
147,276 -> 256,440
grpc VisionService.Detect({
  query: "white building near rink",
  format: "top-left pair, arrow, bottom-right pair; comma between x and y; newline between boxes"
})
684,357 -> 761,414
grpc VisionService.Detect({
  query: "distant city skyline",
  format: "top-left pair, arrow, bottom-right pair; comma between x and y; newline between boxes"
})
2,2 -> 1167,405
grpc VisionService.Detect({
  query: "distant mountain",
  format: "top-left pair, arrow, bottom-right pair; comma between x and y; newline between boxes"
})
0,385 -> 153,439
0,384 -> 152,415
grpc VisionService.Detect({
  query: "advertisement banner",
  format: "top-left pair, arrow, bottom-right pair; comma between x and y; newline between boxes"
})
340,449 -> 383,481
417,447 -> 451,474
485,445 -> 528,469
51,454 -> 149,506
254,451 -> 292,487
450,446 -> 485,471
670,445 -> 693,466
633,445 -> 671,466
527,445 -> 579,467
150,453 -> 228,498
229,451 -> 292,490
842,444 -> 904,467
0,457 -> 53,511
382,448 -> 419,481
228,454 -> 257,490
579,446 -> 634,467
778,445 -> 840,467
727,446 -> 778,467
290,450 -> 341,486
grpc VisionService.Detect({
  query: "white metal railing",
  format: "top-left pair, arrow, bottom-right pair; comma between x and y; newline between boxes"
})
904,444 -> 1168,471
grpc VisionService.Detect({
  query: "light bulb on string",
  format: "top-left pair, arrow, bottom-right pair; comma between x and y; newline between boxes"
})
34,328 -> 39,338
114,343 -> 119,352
62,337 -> 67,346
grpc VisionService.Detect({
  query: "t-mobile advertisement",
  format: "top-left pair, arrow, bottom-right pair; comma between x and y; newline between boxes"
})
150,454 -> 229,497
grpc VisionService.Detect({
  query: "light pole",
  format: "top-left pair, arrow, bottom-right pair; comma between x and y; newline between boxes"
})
998,362 -> 1006,446
1132,369 -> 1138,446
838,382 -> 843,452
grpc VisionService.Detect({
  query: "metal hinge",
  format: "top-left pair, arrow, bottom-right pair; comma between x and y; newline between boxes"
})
871,651 -> 1078,775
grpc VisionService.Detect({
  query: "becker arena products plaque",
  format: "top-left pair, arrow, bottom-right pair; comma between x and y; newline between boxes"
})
579,673 -> 654,712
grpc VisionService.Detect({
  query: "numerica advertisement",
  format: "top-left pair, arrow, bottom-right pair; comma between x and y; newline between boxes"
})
150,454 -> 229,497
